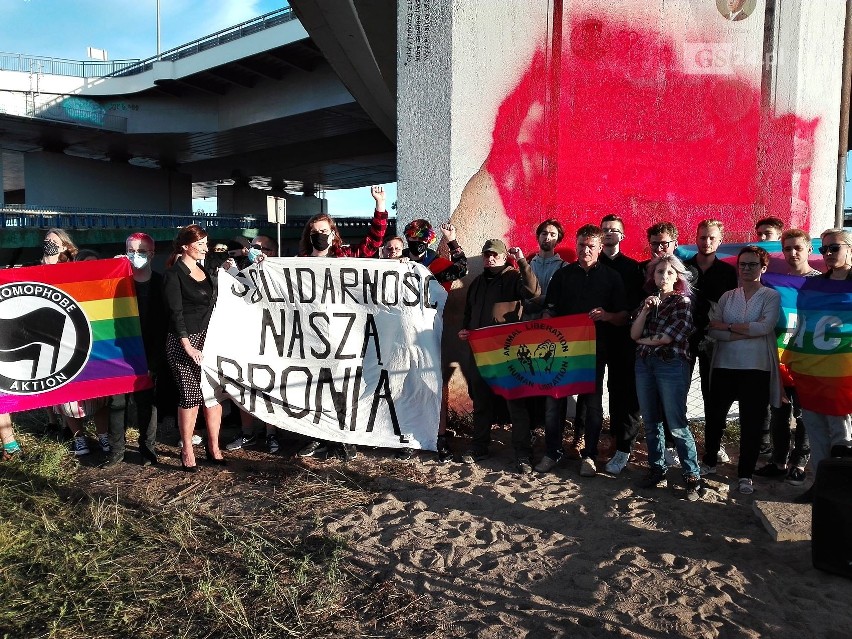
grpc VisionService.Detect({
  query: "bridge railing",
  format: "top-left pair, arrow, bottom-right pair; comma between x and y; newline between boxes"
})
0,52 -> 140,78
110,8 -> 297,77
0,206 -> 259,231
0,205 -> 392,233
0,7 -> 295,80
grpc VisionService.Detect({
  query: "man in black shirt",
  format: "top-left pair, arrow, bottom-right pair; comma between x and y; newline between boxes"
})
685,219 -> 738,428
598,214 -> 644,475
537,225 -> 629,477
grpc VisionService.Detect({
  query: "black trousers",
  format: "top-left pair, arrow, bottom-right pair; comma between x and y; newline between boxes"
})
703,368 -> 770,478
109,386 -> 158,462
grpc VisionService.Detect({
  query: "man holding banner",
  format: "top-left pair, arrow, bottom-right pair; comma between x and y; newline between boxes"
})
538,225 -> 629,477
458,239 -> 539,472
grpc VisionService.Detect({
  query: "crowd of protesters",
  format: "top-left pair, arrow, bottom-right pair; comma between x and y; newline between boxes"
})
2,203 -> 851,505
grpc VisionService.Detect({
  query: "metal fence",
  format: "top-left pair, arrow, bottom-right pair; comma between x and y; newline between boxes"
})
0,52 -> 139,78
111,8 -> 297,77
0,207 -> 258,231
0,7 -> 295,80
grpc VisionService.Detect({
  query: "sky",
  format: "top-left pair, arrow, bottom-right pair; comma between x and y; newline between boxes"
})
0,0 -> 396,216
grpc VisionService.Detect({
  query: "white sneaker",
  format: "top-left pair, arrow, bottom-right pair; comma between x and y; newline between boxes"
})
738,478 -> 754,494
534,455 -> 560,473
717,445 -> 730,464
579,457 -> 597,477
699,463 -> 717,476
664,447 -> 680,468
604,450 -> 630,475
98,434 -> 111,453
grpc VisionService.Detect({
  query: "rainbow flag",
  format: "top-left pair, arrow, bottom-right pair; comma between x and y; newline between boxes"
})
467,314 -> 597,400
763,273 -> 852,416
0,259 -> 152,412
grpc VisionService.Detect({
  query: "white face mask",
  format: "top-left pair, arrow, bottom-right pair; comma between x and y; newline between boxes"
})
128,253 -> 149,270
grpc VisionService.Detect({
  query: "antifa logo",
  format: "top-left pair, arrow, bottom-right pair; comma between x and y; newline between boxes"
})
0,282 -> 91,395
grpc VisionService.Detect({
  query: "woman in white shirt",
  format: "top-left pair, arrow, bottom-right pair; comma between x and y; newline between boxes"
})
700,245 -> 782,494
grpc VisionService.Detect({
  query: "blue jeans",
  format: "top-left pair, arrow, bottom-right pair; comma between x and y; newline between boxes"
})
635,354 -> 700,477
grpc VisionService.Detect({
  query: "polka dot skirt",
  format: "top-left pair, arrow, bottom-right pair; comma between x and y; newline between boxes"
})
167,331 -> 206,409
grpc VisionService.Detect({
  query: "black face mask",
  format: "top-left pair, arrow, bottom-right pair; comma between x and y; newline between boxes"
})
43,240 -> 60,256
310,232 -> 331,251
407,241 -> 427,256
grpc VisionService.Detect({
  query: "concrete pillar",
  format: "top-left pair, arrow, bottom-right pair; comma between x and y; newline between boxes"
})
397,0 -> 551,251
770,1 -> 847,232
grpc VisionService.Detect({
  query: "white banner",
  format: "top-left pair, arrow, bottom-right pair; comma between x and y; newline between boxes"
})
201,258 -> 446,450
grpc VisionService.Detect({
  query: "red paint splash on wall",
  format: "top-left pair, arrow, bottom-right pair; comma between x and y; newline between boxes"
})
485,17 -> 818,258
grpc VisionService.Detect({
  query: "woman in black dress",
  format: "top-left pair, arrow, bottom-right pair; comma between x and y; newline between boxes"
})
163,225 -> 231,471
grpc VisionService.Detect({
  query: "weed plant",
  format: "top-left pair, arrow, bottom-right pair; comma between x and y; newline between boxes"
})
0,427 -> 372,639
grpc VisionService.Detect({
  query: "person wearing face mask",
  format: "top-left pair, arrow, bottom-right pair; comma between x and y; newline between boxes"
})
402,220 -> 468,291
296,186 -> 389,461
458,239 -> 540,472
41,228 -> 78,265
223,236 -> 285,455
392,219 -> 468,461
105,233 -> 168,467
297,186 -> 388,258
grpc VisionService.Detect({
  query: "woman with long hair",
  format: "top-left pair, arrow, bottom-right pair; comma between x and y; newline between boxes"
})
631,254 -> 702,501
702,245 -> 782,495
163,224 -> 231,471
296,186 -> 388,460
298,186 -> 388,258
41,228 -> 78,264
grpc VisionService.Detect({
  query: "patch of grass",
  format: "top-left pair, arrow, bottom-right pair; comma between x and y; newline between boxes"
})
0,438 -> 383,639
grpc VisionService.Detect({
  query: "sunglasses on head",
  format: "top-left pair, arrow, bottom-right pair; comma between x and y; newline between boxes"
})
818,243 -> 850,255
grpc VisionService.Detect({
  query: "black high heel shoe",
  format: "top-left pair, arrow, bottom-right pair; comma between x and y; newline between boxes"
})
181,455 -> 199,473
205,449 -> 227,466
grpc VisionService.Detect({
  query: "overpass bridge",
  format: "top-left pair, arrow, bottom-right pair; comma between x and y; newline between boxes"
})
0,6 -> 396,244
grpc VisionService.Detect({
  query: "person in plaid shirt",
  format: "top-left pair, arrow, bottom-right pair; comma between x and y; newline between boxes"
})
630,254 -> 702,500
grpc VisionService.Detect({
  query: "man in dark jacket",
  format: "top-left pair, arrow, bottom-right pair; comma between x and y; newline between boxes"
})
458,239 -> 539,472
106,232 -> 168,466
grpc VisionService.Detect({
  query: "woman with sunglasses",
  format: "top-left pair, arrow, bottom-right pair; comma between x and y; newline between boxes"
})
701,246 -> 782,494
790,229 -> 852,503
818,228 -> 852,280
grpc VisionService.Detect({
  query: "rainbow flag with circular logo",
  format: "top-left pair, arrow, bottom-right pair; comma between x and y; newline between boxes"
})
0,258 -> 152,413
467,314 -> 597,400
